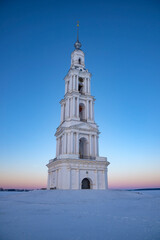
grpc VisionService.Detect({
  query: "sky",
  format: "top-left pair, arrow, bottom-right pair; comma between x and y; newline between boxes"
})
0,0 -> 160,189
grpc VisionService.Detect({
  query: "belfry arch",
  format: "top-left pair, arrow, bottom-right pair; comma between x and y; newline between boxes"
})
79,103 -> 85,121
78,77 -> 83,93
79,137 -> 88,159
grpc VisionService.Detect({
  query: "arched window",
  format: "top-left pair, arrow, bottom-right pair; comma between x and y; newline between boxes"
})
79,137 -> 88,159
78,58 -> 81,64
79,103 -> 85,121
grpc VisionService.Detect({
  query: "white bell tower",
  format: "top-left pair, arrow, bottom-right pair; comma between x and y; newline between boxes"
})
47,23 -> 110,190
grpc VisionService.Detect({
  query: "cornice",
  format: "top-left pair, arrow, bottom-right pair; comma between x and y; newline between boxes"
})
63,92 -> 95,101
65,68 -> 91,78
47,158 -> 110,169
55,128 -> 99,137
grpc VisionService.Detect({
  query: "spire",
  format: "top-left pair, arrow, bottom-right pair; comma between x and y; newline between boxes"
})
74,21 -> 82,49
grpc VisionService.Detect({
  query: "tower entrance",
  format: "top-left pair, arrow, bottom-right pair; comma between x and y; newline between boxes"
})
81,178 -> 90,189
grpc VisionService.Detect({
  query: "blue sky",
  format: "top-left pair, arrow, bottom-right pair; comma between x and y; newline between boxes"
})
0,0 -> 160,189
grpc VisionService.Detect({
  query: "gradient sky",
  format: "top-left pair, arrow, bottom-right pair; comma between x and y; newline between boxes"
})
1,0 -> 160,189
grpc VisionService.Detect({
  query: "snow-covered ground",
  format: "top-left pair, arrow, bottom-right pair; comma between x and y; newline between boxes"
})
0,190 -> 160,240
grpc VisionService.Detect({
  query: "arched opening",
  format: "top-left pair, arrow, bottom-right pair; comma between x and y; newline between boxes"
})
79,137 -> 88,158
78,58 -> 81,64
79,103 -> 85,121
78,77 -> 83,94
81,178 -> 90,189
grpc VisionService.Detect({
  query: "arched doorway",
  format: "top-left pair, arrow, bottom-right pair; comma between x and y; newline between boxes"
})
81,178 -> 90,189
79,137 -> 88,159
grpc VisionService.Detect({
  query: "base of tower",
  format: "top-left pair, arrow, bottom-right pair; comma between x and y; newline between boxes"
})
46,158 -> 110,190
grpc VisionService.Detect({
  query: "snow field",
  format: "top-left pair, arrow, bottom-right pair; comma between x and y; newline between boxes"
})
0,190 -> 160,240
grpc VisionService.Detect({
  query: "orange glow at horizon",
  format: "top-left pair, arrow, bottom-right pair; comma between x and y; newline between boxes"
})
1,165 -> 160,190
1,175 -> 160,190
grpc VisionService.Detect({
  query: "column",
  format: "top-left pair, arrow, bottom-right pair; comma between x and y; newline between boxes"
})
97,171 -> 99,189
69,98 -> 70,118
62,134 -> 64,154
90,100 -> 93,120
88,78 -> 90,94
89,135 -> 92,156
87,100 -> 89,119
56,169 -> 59,189
57,138 -> 60,156
84,78 -> 86,93
63,133 -> 66,154
87,78 -> 89,93
93,170 -> 98,189
66,133 -> 68,153
68,132 -> 70,154
73,133 -> 76,154
65,82 -> 67,94
63,104 -> 65,121
62,104 -> 65,122
92,102 -> 94,121
86,78 -> 88,93
70,98 -> 72,118
73,75 -> 76,90
85,100 -> 87,120
89,101 -> 91,119
70,132 -> 73,154
94,135 -> 97,156
76,97 -> 79,118
67,98 -> 69,118
61,105 -> 63,122
76,75 -> 78,91
71,76 -> 73,91
85,78 -> 87,93
56,139 -> 58,156
59,136 -> 62,155
97,136 -> 99,156
73,96 -> 75,117
76,132 -> 79,155
69,79 -> 71,92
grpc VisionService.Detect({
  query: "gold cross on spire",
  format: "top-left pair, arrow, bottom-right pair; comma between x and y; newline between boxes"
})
74,21 -> 82,49
77,21 -> 79,41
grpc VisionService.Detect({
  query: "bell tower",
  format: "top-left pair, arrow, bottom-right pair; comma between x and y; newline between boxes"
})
47,23 -> 110,190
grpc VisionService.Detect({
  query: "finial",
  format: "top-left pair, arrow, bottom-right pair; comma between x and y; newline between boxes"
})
74,21 -> 82,50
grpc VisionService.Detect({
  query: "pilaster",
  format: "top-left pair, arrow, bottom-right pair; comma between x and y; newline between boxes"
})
76,132 -> 79,154
89,135 -> 92,156
94,135 -> 97,156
